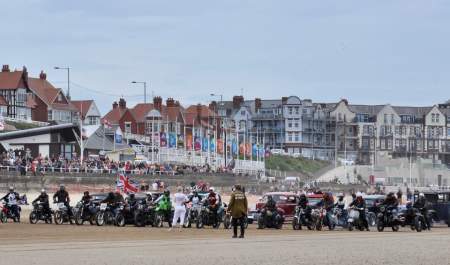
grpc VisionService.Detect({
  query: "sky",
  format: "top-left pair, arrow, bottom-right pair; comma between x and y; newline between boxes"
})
1,0 -> 449,114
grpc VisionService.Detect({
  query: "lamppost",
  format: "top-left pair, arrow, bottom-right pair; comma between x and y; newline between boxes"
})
54,66 -> 71,98
131,81 -> 148,103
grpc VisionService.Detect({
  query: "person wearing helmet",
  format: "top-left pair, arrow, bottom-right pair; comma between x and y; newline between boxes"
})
265,195 -> 277,212
382,192 -> 399,209
207,187 -> 220,224
145,192 -> 153,205
53,184 -> 72,217
2,186 -> 21,220
349,192 -> 369,231
32,189 -> 51,217
335,193 -> 346,210
126,193 -> 138,209
81,191 -> 92,205
155,189 -> 172,227
297,193 -> 312,222
413,192 -> 430,230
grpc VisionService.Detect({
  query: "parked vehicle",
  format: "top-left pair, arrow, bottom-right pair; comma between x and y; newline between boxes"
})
364,195 -> 385,226
292,206 -> 314,230
311,207 -> 325,230
0,202 -> 21,223
333,207 -> 348,228
29,202 -> 52,224
184,202 -> 202,228
347,206 -> 365,231
255,192 -> 299,221
54,203 -> 73,225
197,204 -> 221,229
95,203 -> 116,226
134,200 -> 155,227
414,191 -> 450,227
398,203 -> 427,232
376,205 -> 404,232
257,207 -> 284,229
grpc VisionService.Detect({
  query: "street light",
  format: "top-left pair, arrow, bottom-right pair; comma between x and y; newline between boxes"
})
131,81 -> 148,103
54,66 -> 70,98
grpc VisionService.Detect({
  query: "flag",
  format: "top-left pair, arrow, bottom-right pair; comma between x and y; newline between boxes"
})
232,140 -> 238,155
116,174 -> 139,194
252,143 -> 258,157
186,135 -> 193,150
202,137 -> 209,152
210,138 -> 216,152
217,139 -> 223,154
194,136 -> 201,151
115,127 -> 123,144
160,132 -> 167,147
103,119 -> 112,129
169,133 -> 177,148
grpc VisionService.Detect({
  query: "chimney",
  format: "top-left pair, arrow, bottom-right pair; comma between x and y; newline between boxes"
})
153,96 -> 162,111
174,100 -> 180,107
118,98 -> 126,109
282,97 -> 288,104
166,97 -> 175,107
209,101 -> 217,111
232,95 -> 244,109
39,70 -> 47,80
2,65 -> 10,72
112,101 -> 118,109
255,98 -> 262,111
22,66 -> 28,80
196,103 -> 203,118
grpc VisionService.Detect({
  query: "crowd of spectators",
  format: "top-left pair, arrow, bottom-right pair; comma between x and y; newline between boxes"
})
0,149 -> 232,176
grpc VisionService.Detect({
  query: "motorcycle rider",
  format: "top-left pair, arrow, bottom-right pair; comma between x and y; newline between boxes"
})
32,189 -> 51,217
413,193 -> 430,230
318,192 -> 335,228
335,193 -> 346,210
297,193 -> 312,221
53,184 -> 72,217
155,189 -> 172,227
349,192 -> 369,231
125,193 -> 138,215
207,187 -> 220,224
189,190 -> 203,215
2,186 -> 21,220
382,192 -> 399,209
145,192 -> 153,205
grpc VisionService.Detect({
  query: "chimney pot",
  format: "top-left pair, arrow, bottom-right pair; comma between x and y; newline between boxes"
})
2,65 -> 10,72
39,70 -> 47,80
112,101 -> 118,109
118,98 -> 126,109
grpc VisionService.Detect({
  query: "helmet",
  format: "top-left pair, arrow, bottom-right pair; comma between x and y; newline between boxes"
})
337,193 -> 344,198
146,192 -> 152,197
209,187 -> 215,192
299,194 -> 306,199
84,191 -> 90,195
267,195 -> 273,201
129,193 -> 135,199
41,189 -> 46,194
419,193 -> 424,198
193,190 -> 198,195
164,189 -> 170,196
356,192 -> 363,198
9,186 -> 14,192
59,184 -> 65,190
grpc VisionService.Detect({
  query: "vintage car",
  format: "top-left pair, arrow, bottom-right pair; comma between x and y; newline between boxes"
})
254,192 -> 299,222
414,191 -> 450,227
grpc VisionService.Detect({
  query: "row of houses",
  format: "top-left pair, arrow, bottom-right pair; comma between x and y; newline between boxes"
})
217,96 -> 450,166
1,64 -> 449,166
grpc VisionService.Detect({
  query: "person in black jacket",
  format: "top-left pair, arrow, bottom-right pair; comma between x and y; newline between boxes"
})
1,186 -> 21,218
32,189 -> 51,217
349,192 -> 369,231
297,193 -> 312,221
53,184 -> 72,217
413,193 -> 430,230
382,192 -> 399,209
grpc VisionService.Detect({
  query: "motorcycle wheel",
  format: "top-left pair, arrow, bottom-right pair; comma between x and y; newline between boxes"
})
348,223 -> 353,231
89,215 -> 95,226
414,216 -> 423,233
115,213 -> 126,227
75,212 -> 84,225
243,217 -> 249,229
392,225 -> 399,232
134,213 -> 145,227
46,216 -> 53,224
377,221 -> 384,232
368,213 -> 376,227
54,211 -> 63,225
292,217 -> 301,230
196,217 -> 204,229
183,217 -> 191,228
96,211 -> 105,226
155,214 -> 164,228
0,213 -> 7,223
29,211 -> 39,224
212,220 -> 220,229
257,217 -> 265,229
223,215 -> 231,229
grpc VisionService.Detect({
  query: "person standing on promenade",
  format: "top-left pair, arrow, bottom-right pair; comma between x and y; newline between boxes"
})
227,184 -> 248,238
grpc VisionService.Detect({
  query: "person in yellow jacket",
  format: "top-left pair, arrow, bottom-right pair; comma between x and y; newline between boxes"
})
227,185 -> 248,238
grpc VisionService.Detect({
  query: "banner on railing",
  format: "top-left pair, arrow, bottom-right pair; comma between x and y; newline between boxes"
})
160,132 -> 167,147
168,133 -> 177,148
202,137 -> 209,152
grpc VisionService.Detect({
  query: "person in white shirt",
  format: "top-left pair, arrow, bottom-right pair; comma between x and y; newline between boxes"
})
172,186 -> 188,230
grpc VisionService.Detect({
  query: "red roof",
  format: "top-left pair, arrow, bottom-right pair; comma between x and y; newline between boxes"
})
131,103 -> 155,122
72,100 -> 93,118
0,70 -> 27,90
28,77 -> 75,111
0,95 -> 7,106
185,104 -> 215,118
102,107 -> 128,124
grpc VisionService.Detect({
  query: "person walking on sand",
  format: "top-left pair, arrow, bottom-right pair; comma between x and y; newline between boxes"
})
171,186 -> 188,231
227,184 -> 248,238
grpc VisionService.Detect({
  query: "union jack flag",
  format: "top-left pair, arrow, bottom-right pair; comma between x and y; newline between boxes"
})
116,174 -> 139,194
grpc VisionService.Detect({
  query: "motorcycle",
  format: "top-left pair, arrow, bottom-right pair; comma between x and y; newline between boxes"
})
95,203 -> 116,226
134,201 -> 155,227
347,206 -> 365,231
399,206 -> 427,232
333,207 -> 348,228
183,203 -> 201,228
29,202 -> 53,224
0,202 -> 21,223
322,207 -> 337,230
311,208 -> 325,231
376,205 -> 404,232
223,212 -> 249,230
115,202 -> 139,227
74,201 -> 97,225
197,204 -> 221,229
257,208 -> 284,229
292,206 -> 314,230
54,202 -> 73,225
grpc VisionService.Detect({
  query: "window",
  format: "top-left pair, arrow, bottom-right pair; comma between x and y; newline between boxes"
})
288,107 -> 293,115
294,119 -> 299,128
356,113 -> 369,123
48,110 -> 53,121
384,114 -> 388,124
288,119 -> 292,128
295,107 -> 299,115
448,128 -> 450,137
88,116 -> 98,125
57,93 -> 62,102
124,122 -> 132,133
288,132 -> 292,142
240,110 -> 245,116
391,114 -> 394,124
431,113 -> 435,123
436,114 -> 440,123
295,132 -> 299,142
